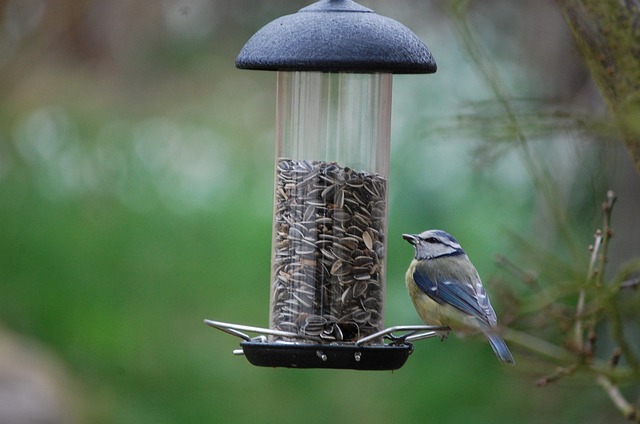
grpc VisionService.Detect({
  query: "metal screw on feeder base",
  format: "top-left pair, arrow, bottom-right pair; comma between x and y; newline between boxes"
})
205,0 -> 437,370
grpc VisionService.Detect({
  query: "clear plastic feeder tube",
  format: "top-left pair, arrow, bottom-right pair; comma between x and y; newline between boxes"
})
270,71 -> 392,344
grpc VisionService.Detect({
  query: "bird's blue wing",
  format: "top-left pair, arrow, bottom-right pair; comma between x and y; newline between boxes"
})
412,268 -> 491,326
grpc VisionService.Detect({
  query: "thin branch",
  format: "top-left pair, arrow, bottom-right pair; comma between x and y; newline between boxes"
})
597,374 -> 640,422
494,253 -> 539,289
502,328 -> 574,362
594,191 -> 640,371
613,259 -> 640,290
605,293 -> 640,371
574,191 -> 617,355
597,191 -> 617,287
575,229 -> 602,353
536,365 -> 578,387
620,277 -> 640,290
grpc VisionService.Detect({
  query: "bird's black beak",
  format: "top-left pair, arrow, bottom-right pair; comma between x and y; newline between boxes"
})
402,234 -> 418,245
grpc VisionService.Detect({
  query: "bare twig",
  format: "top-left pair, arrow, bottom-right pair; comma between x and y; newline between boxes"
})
610,348 -> 623,369
596,192 -> 640,372
597,191 -> 618,287
574,230 -> 601,353
574,191 -> 617,355
494,254 -> 539,289
597,374 -> 639,422
536,365 -> 578,387
620,277 -> 640,290
502,328 -> 573,363
604,293 -> 640,371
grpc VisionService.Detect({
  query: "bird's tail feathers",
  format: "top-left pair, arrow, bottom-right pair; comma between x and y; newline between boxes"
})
485,333 -> 515,365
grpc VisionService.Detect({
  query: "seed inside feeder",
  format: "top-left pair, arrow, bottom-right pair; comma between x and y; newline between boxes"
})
270,159 -> 387,343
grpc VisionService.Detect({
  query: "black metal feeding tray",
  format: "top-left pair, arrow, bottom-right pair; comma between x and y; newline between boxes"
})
205,0 -> 438,370
241,342 -> 412,370
205,320 -> 447,370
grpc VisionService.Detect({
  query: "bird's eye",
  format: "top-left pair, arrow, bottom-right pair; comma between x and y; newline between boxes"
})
425,237 -> 439,243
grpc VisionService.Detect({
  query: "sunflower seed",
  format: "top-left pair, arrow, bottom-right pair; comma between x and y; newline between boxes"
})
362,230 -> 374,250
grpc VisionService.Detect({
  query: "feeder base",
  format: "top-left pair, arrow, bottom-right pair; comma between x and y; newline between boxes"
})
240,341 -> 413,370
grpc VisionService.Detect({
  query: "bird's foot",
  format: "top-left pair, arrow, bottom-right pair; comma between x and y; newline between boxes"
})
387,333 -> 409,345
439,331 -> 450,342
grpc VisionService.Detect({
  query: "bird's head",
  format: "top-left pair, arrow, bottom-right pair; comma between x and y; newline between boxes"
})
402,229 -> 465,260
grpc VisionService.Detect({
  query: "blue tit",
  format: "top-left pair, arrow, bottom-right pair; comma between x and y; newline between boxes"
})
403,229 -> 515,365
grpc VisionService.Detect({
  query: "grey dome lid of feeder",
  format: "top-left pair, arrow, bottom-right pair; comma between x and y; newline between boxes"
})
236,0 -> 437,74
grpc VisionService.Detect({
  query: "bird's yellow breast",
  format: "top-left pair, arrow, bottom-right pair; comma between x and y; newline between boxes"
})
405,259 -> 474,332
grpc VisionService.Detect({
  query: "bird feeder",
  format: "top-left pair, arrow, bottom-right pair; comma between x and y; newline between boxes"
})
205,0 -> 443,370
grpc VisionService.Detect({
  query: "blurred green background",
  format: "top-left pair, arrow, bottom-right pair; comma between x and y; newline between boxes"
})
1,0 -> 638,422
